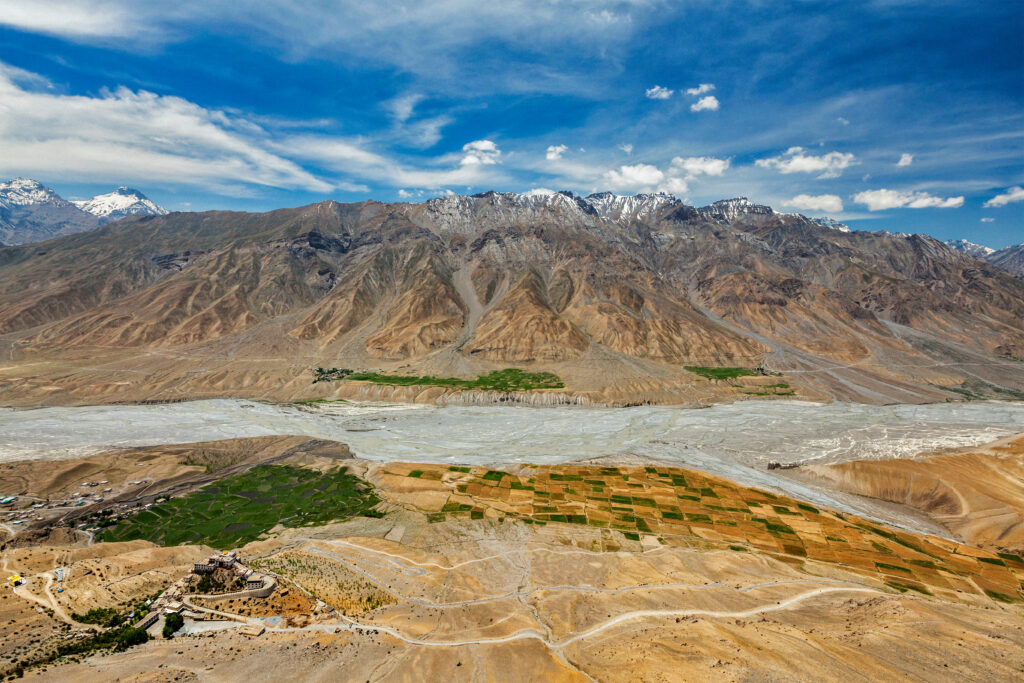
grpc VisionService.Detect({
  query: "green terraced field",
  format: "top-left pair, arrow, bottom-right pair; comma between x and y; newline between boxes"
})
683,366 -> 758,380
99,465 -> 379,549
312,367 -> 564,391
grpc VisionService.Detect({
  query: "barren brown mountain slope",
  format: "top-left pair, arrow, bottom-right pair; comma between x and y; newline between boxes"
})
0,192 -> 1021,406
803,434 -> 1024,554
988,242 -> 1024,275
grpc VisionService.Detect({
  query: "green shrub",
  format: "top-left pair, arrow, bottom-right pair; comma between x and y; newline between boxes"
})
684,366 -> 757,380
313,367 -> 564,391
162,613 -> 184,639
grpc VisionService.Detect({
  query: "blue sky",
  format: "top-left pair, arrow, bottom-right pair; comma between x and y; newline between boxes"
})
0,1 -> 1021,247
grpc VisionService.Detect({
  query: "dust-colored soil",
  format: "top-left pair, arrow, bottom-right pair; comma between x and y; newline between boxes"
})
30,520 -> 1024,683
191,579 -> 317,619
803,434 -> 1024,553
0,538 -> 209,676
6,449 -> 1024,681
0,435 -> 353,501
0,436 -> 355,537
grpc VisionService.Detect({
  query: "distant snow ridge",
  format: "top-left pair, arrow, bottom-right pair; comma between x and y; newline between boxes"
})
810,217 -> 851,233
945,238 -> 995,258
73,187 -> 169,223
424,190 -> 857,235
698,197 -> 774,221
585,192 -> 679,221
0,178 -> 69,208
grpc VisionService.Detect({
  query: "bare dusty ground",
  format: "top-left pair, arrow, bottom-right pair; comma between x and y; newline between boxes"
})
29,522 -> 1024,682
4,443 -> 1023,681
803,433 -> 1024,553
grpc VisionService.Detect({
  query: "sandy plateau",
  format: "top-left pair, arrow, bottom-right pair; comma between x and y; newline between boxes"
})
0,433 -> 1022,681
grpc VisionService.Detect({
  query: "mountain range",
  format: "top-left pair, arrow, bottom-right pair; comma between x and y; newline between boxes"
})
0,190 -> 1021,407
0,178 -> 167,245
946,238 -> 1024,276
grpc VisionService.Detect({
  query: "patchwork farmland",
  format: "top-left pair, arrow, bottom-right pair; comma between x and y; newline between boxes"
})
374,463 -> 1024,606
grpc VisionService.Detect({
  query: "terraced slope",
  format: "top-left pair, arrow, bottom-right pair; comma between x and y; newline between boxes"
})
372,462 -> 1024,606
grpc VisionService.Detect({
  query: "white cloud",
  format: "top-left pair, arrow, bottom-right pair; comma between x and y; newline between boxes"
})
523,187 -> 556,197
401,115 -> 451,148
598,155 -> 726,197
690,95 -> 719,112
285,136 -> 501,188
619,143 -> 633,155
586,9 -> 625,24
385,93 -> 423,123
398,189 -> 412,198
657,176 -> 689,196
381,93 -> 450,148
685,83 -> 715,96
837,117 -> 850,125
984,186 -> 1024,208
0,62 -> 334,193
0,1 -> 648,96
980,217 -> 994,223
645,85 -> 673,100
603,163 -> 664,190
670,156 -> 729,177
897,153 -> 914,167
0,0 -> 139,39
460,139 -> 501,165
756,146 -> 857,179
0,61 -> 512,195
784,194 -> 844,213
853,189 -> 965,211
545,144 -> 568,161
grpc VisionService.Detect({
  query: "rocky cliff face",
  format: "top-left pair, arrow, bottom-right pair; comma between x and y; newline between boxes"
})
0,191 -> 1022,406
945,238 -> 1023,276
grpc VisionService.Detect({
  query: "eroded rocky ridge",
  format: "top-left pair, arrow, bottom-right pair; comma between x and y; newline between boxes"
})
0,191 -> 1022,405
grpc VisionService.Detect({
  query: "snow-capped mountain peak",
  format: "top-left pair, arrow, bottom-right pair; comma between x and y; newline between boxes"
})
944,238 -> 995,258
73,186 -> 169,222
0,178 -> 69,208
584,192 -> 679,221
810,217 -> 851,233
698,197 -> 773,221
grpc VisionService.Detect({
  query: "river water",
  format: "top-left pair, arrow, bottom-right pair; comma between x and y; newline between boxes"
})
2,398 -> 1021,534
2,398 -> 1021,467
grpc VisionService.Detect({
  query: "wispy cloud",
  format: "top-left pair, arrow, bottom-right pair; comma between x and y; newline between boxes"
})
983,186 -> 1024,207
784,193 -> 843,213
897,153 -> 914,166
0,0 -> 140,39
685,83 -> 715,96
0,61 -> 511,195
853,188 -> 964,211
756,147 -> 857,179
645,85 -> 673,100
0,1 -> 651,95
0,62 -> 333,192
